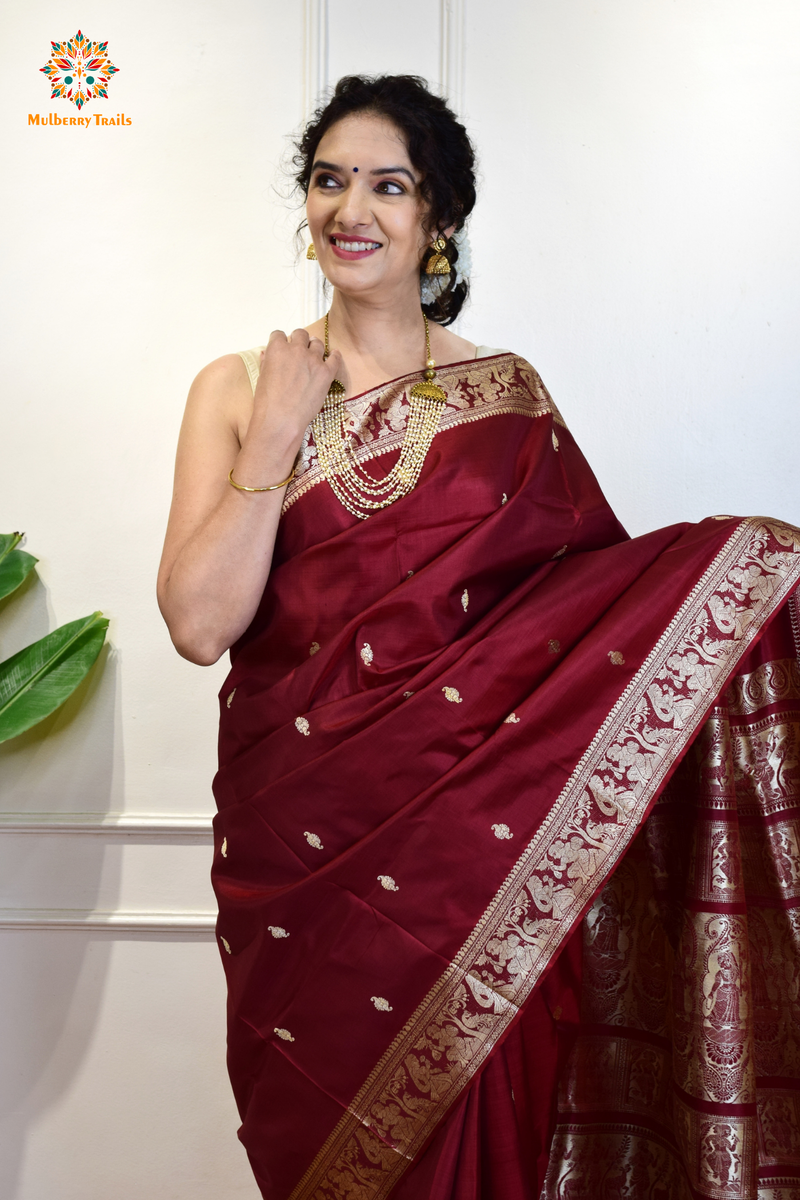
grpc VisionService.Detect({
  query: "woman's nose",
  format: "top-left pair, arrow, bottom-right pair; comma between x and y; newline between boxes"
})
334,182 -> 371,228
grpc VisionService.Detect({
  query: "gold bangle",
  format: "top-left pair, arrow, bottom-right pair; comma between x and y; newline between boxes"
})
228,466 -> 295,493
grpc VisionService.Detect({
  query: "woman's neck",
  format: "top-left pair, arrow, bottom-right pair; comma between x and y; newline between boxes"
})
308,285 -> 474,398
327,288 -> 428,371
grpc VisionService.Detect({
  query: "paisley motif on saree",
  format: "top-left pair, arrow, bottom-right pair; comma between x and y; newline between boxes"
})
213,353 -> 800,1200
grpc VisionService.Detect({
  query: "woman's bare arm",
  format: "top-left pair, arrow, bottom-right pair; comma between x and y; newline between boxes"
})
157,330 -> 340,665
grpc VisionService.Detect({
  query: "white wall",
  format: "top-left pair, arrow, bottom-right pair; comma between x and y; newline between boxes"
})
459,0 -> 800,534
0,1 -> 798,1197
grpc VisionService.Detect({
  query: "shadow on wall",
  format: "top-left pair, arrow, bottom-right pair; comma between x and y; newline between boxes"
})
0,572 -> 122,1199
0,932 -> 115,1196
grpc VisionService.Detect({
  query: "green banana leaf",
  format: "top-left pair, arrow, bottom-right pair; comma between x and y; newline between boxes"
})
0,533 -> 38,602
0,611 -> 109,743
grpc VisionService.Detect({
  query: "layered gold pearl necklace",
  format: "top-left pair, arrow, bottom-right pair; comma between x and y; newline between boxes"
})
311,312 -> 448,520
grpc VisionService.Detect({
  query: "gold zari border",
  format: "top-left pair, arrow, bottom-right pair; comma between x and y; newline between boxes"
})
725,657 -> 800,716
281,354 -> 563,512
288,519 -> 800,1200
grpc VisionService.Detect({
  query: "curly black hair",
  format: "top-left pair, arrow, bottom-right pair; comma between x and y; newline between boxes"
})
294,75 -> 477,325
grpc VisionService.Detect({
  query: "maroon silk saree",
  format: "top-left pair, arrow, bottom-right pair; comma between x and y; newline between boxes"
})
211,352 -> 800,1200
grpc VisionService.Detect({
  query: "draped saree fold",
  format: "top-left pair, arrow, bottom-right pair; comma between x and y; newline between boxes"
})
211,351 -> 800,1200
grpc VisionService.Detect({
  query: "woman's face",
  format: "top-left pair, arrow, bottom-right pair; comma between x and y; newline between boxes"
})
305,113 -> 430,300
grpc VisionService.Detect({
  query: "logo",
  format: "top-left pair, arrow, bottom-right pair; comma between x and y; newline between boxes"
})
39,29 -> 119,111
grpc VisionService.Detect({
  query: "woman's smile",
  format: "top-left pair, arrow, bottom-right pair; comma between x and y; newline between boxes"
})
329,235 -> 383,259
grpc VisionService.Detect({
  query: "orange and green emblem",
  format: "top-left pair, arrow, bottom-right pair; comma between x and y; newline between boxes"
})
40,30 -> 119,111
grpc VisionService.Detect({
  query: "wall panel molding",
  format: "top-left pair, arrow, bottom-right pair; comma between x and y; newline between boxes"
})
304,0 -> 329,121
440,0 -> 466,113
0,908 -> 217,932
303,0 -> 328,323
0,812 -> 213,838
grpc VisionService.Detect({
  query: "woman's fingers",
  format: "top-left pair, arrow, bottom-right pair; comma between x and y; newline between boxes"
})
256,331 -> 338,421
266,330 -> 324,359
326,348 -> 344,377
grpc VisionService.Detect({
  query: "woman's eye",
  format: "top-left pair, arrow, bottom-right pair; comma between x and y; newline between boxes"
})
315,173 -> 341,189
375,180 -> 404,195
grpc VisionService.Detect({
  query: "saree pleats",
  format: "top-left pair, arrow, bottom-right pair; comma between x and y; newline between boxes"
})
542,599 -> 800,1200
212,353 -> 800,1199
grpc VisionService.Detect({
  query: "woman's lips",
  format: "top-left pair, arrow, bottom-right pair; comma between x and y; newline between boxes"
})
329,237 -> 382,260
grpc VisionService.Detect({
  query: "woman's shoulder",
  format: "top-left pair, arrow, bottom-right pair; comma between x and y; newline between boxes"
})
184,353 -> 255,443
192,351 -> 255,391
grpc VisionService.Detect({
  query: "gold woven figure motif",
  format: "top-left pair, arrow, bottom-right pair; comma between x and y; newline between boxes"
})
312,313 -> 447,521
425,234 -> 450,275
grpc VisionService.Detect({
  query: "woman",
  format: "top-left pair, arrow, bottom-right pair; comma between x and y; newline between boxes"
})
158,76 -> 800,1200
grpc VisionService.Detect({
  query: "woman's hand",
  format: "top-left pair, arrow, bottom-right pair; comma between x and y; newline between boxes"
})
157,331 -> 343,666
249,328 -> 343,445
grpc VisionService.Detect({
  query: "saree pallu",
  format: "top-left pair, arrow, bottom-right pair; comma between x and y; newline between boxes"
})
211,351 -> 800,1200
541,605 -> 800,1200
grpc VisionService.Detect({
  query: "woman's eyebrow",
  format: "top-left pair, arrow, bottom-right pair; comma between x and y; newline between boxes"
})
311,160 -> 342,173
371,166 -> 416,183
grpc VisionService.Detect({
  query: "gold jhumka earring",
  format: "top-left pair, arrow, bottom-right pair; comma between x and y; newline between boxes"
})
311,313 -> 447,520
306,243 -> 317,260
425,234 -> 450,275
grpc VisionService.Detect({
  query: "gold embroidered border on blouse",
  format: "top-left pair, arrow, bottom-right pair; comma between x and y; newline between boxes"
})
287,519 -> 800,1200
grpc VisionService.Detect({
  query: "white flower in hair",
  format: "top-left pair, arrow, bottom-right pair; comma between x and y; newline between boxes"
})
452,227 -> 471,285
420,227 -> 472,306
420,273 -> 447,305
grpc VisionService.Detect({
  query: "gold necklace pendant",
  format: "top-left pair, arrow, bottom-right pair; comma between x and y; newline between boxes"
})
409,378 -> 447,403
312,312 -> 447,520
